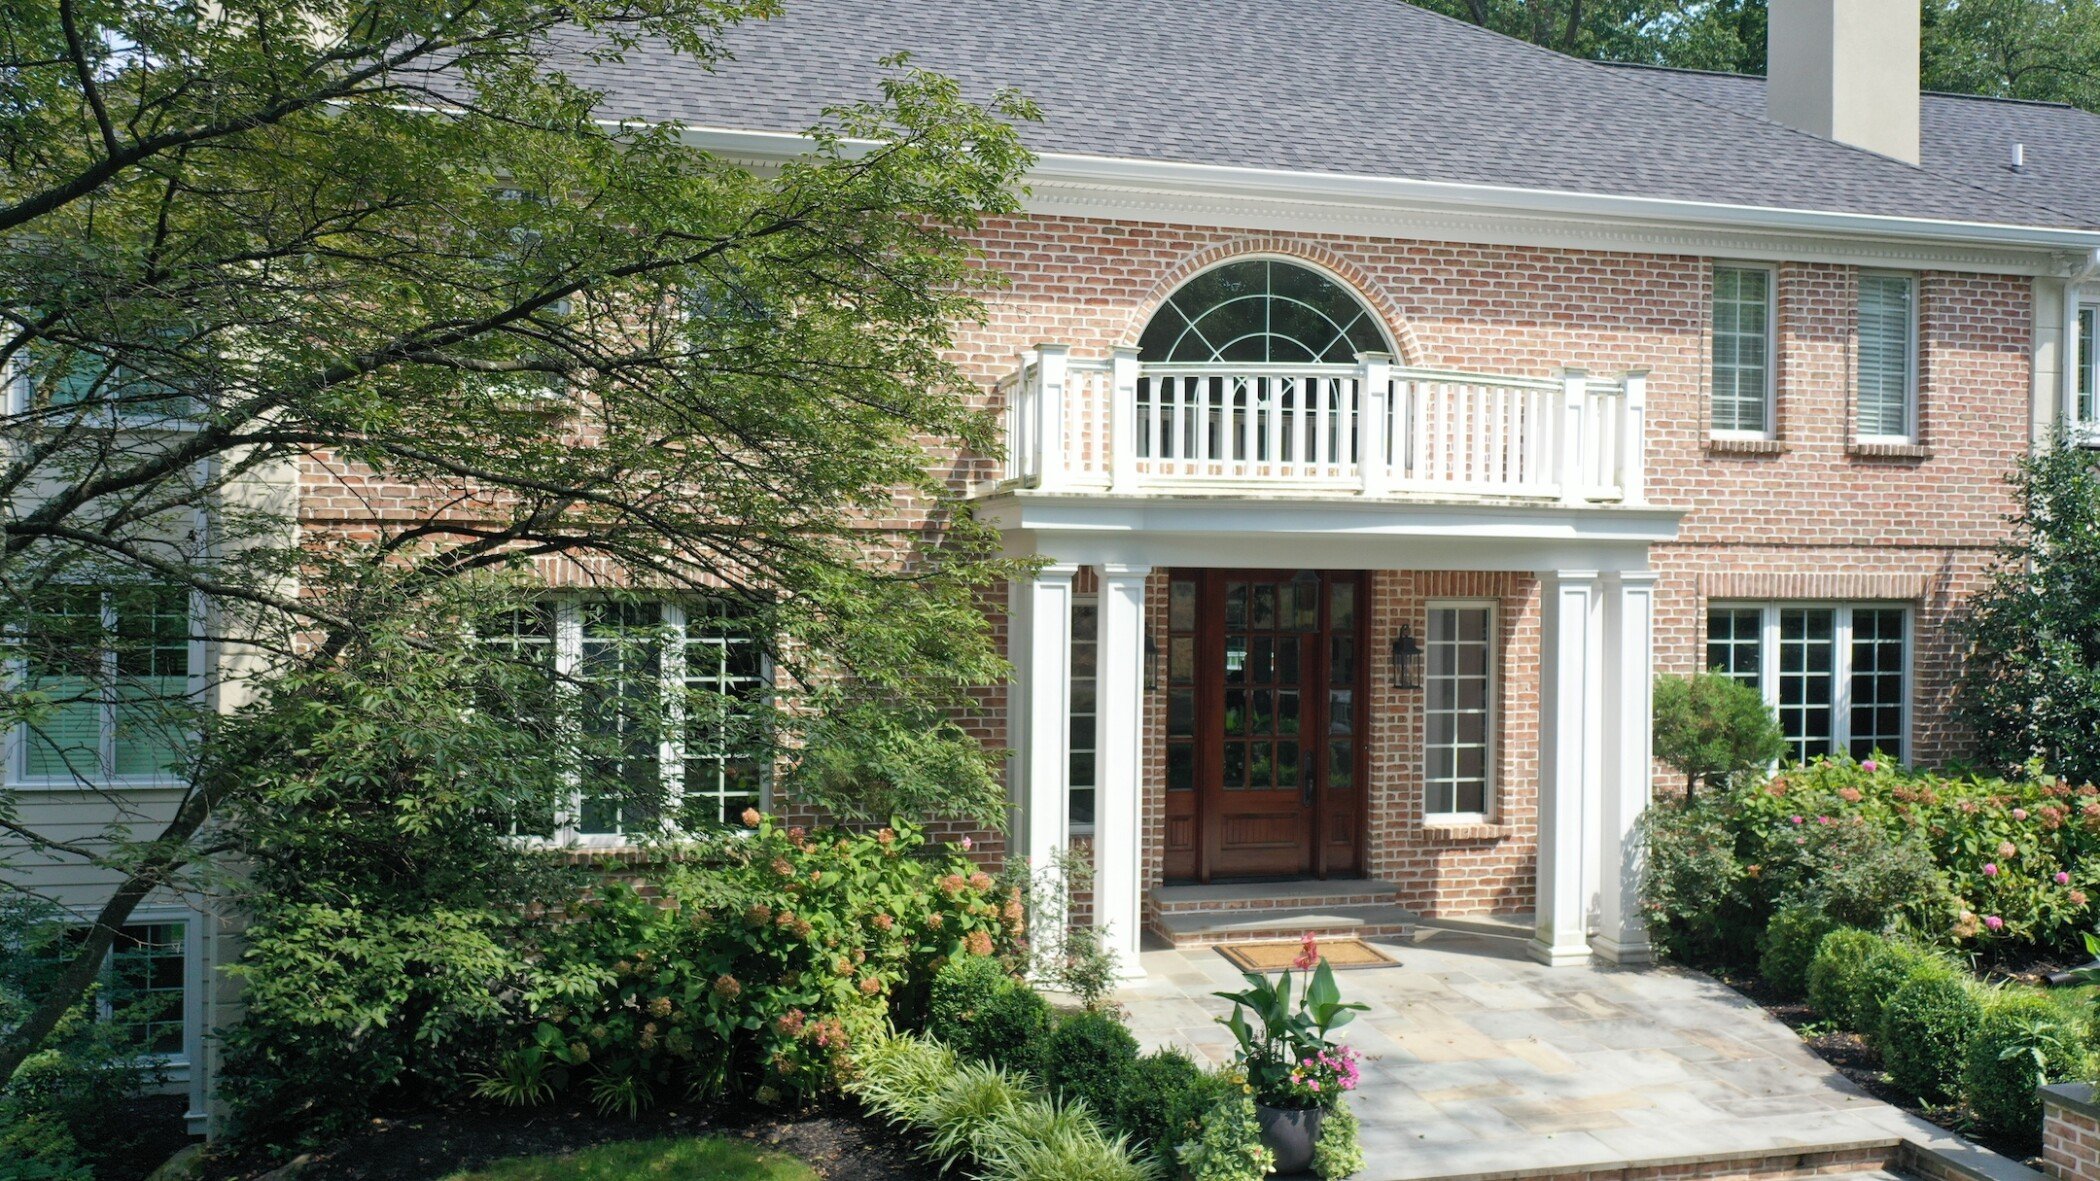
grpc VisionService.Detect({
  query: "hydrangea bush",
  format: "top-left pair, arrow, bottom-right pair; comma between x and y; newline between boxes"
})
1642,757 -> 2100,964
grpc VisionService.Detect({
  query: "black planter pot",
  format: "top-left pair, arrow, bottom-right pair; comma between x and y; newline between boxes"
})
1255,1103 -> 1324,1174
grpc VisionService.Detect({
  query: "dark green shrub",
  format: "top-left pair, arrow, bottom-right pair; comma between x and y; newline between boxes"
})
927,954 -> 1052,1072
1154,1067 -> 1243,1171
1804,927 -> 1875,1026
1759,906 -> 1837,999
1637,800 -> 1750,966
1111,1048 -> 1207,1164
1038,1010 -> 1139,1117
1961,990 -> 2090,1143
1879,961 -> 1982,1103
1849,939 -> 1933,1043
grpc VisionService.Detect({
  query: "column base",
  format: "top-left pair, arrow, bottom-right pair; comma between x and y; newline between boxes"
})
1526,937 -> 1593,968
1590,934 -> 1654,966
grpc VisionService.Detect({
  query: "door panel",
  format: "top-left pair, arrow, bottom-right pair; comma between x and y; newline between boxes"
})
1171,570 -> 1366,882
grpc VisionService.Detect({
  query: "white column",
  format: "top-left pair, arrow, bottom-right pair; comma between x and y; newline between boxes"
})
1013,566 -> 1076,910
1619,370 -> 1648,505
1595,570 -> 1658,964
1094,563 -> 1151,978
1532,570 -> 1599,967
1034,345 -> 1070,492
1356,351 -> 1393,497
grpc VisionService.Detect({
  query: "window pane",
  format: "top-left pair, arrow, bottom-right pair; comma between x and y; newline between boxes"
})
112,587 -> 191,779
108,922 -> 186,1057
1778,608 -> 1836,764
1848,608 -> 1906,762
23,588 -> 104,780
1137,260 -> 1388,364
1706,607 -> 1764,688
1067,597 -> 1098,829
2081,307 -> 2098,425
682,598 -> 768,830
1857,275 -> 1914,438
579,602 -> 664,835
1712,267 -> 1771,434
1424,606 -> 1493,815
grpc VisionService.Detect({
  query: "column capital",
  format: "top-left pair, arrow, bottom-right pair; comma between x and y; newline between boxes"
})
1541,568 -> 1601,586
1605,569 -> 1660,589
1097,562 -> 1153,580
1033,562 -> 1080,582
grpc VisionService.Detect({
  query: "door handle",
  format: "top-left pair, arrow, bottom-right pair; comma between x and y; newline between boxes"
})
1301,748 -> 1316,806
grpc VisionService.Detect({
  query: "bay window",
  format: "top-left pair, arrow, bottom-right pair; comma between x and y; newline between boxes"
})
1705,603 -> 1909,765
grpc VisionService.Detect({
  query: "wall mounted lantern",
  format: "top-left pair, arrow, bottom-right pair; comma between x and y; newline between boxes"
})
1391,625 -> 1423,690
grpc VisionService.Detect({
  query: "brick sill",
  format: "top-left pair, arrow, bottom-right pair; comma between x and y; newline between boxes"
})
1419,822 -> 1515,842
1847,441 -> 1932,460
1705,437 -> 1786,456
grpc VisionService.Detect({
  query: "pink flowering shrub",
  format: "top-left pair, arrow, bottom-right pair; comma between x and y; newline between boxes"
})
483,816 -> 1019,1113
1643,756 -> 2100,966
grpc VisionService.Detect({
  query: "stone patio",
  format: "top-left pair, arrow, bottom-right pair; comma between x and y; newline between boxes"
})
1113,932 -> 2041,1181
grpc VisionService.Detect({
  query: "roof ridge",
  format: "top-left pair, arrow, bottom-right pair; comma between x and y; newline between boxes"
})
1598,59 -> 2082,111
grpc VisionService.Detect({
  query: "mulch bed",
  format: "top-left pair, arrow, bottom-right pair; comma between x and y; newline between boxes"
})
197,1102 -> 935,1181
1709,967 -> 2042,1167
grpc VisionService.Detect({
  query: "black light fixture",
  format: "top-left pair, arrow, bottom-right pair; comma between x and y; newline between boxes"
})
1391,625 -> 1422,690
1145,630 -> 1162,692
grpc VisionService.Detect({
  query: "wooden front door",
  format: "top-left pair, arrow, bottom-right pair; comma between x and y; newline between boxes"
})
1161,570 -> 1367,882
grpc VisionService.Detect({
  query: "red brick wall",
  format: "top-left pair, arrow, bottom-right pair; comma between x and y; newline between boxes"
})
2043,1086 -> 2100,1181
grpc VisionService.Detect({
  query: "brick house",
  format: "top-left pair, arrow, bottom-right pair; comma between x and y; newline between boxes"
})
19,0 -> 2100,1130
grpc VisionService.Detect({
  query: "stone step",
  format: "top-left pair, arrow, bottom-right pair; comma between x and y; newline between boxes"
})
1151,878 -> 1402,915
1410,911 -> 1534,942
1153,902 -> 1418,947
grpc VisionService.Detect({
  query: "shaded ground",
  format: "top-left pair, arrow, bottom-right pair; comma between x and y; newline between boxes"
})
97,1095 -> 193,1181
1713,968 -> 2040,1167
201,1104 -> 932,1181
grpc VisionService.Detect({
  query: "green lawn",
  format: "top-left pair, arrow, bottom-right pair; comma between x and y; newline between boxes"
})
441,1136 -> 819,1181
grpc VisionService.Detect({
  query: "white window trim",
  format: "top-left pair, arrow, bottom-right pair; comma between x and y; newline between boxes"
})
515,599 -> 772,850
1710,262 -> 1778,441
2068,300 -> 2100,446
41,904 -> 204,1085
1707,601 -> 1913,764
5,587 -> 206,792
1854,271 -> 1919,446
1422,599 -> 1497,827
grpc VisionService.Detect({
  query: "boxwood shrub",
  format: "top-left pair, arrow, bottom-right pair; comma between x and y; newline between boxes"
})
1040,1010 -> 1140,1117
1878,960 -> 1982,1103
1759,906 -> 1837,999
1961,989 -> 2091,1143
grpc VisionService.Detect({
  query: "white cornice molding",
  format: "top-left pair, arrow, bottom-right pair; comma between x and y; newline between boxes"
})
665,125 -> 2100,275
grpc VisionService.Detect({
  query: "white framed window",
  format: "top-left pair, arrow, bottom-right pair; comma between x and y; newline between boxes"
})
1705,603 -> 1909,765
1711,264 -> 1776,437
479,599 -> 769,845
1068,595 -> 1097,834
2071,303 -> 2100,444
1424,602 -> 1495,820
35,908 -> 203,1081
7,585 -> 200,788
1856,272 -> 1918,442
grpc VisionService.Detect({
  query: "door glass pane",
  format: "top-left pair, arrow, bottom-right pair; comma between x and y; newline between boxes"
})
1225,582 -> 1247,629
1778,608 -> 1836,764
1276,690 -> 1299,735
1168,689 -> 1195,737
1246,637 -> 1273,684
1329,582 -> 1356,632
1250,584 -> 1277,630
1291,580 -> 1319,630
1169,636 -> 1195,685
1222,742 -> 1246,789
1224,637 -> 1248,683
1167,742 -> 1194,791
1274,742 -> 1298,788
1170,579 -> 1197,631
1329,688 -> 1354,734
1224,689 -> 1246,735
1330,635 -> 1355,685
1328,740 -> 1353,791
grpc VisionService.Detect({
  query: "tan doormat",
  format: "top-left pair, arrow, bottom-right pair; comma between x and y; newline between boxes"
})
1216,938 -> 1398,973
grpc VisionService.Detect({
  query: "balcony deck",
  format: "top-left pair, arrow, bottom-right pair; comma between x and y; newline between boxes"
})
987,347 -> 1647,509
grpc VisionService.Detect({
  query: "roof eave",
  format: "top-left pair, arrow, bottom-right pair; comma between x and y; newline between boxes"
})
664,124 -> 2100,258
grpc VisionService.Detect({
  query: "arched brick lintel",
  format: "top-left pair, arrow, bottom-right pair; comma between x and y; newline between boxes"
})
1116,238 -> 1425,368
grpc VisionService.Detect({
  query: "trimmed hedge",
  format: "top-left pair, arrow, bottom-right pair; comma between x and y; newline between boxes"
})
1040,1010 -> 1140,1118
1805,929 -> 1933,1037
1961,990 -> 2091,1141
926,956 -> 1052,1074
1878,960 -> 1981,1103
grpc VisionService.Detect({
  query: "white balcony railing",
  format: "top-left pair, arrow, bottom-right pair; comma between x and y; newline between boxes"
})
998,346 -> 1646,505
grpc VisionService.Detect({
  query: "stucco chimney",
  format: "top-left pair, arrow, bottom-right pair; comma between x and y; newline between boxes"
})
1766,0 -> 1921,165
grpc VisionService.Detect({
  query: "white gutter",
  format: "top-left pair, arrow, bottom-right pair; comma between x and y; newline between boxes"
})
664,124 -> 2100,254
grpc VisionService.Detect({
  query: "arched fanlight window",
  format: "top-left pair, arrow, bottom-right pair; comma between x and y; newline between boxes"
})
1137,259 -> 1389,364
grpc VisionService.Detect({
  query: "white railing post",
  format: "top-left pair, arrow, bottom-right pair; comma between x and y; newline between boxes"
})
1356,352 -> 1392,496
1619,369 -> 1647,505
1110,347 -> 1140,492
1558,368 -> 1589,507
1034,344 -> 1069,492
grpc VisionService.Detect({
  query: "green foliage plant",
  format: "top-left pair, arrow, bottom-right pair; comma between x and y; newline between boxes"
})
927,954 -> 1051,1071
1212,944 -> 1368,1109
1758,907 -> 1838,999
1961,988 -> 2091,1143
1878,960 -> 1983,1103
1805,928 -> 1907,1031
922,1060 -> 1029,1170
1039,1010 -> 1140,1117
1111,1049 -> 1208,1168
1635,798 -> 1752,964
1653,673 -> 1787,801
1312,1094 -> 1366,1180
1175,1078 -> 1275,1181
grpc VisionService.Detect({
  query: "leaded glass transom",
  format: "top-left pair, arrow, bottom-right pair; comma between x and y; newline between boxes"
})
1137,260 -> 1388,363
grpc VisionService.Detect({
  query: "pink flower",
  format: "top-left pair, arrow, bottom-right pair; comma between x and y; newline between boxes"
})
1983,862 -> 1999,876
1818,816 -> 1836,826
2000,841 -> 2019,858
1293,932 -> 1320,972
2014,808 -> 2030,821
1985,915 -> 2005,931
1861,759 -> 1880,773
2059,871 -> 2074,885
960,835 -> 974,851
1790,815 -> 1805,825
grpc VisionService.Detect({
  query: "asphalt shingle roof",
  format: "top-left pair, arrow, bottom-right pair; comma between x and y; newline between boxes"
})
550,0 -> 2100,230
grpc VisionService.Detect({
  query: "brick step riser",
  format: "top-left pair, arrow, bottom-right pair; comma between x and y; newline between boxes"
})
1152,922 -> 1415,948
1152,894 -> 1399,915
